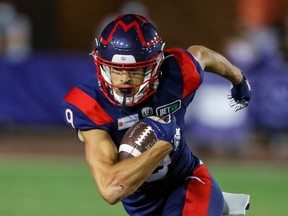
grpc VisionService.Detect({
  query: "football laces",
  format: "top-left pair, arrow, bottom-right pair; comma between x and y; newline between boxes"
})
135,126 -> 154,146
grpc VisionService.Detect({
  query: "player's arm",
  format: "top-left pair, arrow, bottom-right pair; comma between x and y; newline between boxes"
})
81,129 -> 172,205
188,45 -> 243,84
187,45 -> 251,111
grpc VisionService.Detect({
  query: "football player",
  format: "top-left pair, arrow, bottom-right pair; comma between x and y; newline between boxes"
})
63,14 -> 251,215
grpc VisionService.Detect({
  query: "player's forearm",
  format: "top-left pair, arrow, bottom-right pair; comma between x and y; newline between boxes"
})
205,57 -> 243,85
188,45 -> 243,85
100,141 -> 172,204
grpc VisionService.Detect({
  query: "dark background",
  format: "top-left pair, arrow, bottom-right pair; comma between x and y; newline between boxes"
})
11,0 -> 235,53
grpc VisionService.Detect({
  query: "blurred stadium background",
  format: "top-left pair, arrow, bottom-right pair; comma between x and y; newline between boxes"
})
1,0 -> 288,215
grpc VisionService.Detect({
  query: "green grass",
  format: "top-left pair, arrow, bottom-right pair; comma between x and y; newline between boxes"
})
0,156 -> 287,216
207,161 -> 288,216
0,156 -> 126,216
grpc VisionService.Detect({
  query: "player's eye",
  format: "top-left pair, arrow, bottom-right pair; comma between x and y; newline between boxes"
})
112,68 -> 145,76
129,69 -> 145,76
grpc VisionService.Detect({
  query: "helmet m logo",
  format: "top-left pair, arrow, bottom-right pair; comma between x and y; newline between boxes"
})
100,15 -> 161,47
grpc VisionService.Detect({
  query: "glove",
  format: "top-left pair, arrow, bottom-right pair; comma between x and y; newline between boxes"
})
141,114 -> 181,150
227,73 -> 251,112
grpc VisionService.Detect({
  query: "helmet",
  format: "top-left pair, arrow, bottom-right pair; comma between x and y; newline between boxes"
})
93,14 -> 165,107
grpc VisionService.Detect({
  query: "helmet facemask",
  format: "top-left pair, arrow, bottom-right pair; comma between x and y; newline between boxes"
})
94,49 -> 164,107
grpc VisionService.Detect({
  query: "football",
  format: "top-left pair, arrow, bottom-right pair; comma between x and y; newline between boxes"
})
118,117 -> 160,161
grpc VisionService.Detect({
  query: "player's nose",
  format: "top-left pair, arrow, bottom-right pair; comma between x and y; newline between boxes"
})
120,71 -> 132,83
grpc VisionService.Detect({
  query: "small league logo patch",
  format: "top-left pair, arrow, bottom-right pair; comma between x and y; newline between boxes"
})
141,107 -> 153,117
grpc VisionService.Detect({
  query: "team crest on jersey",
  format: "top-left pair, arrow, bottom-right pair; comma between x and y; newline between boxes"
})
156,100 -> 181,116
117,113 -> 139,131
141,107 -> 153,117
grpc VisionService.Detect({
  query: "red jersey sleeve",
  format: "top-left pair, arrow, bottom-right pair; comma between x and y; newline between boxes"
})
165,48 -> 203,98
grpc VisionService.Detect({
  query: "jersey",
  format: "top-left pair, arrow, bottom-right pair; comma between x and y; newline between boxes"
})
63,48 -> 204,215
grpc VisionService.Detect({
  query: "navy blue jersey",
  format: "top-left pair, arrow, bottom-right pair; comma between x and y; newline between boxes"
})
63,48 -> 204,215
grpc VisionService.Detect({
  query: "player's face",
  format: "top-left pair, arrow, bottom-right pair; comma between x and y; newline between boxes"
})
111,68 -> 146,96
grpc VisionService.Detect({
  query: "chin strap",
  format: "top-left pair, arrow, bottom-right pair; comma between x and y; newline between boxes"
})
119,88 -> 132,112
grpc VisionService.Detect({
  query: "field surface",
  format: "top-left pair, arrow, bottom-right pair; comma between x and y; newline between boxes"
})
0,130 -> 287,216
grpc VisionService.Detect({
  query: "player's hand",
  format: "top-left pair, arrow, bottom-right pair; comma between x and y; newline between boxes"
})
227,73 -> 251,112
141,115 -> 181,150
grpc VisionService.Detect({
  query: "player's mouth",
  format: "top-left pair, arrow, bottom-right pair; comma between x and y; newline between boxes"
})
117,87 -> 134,97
